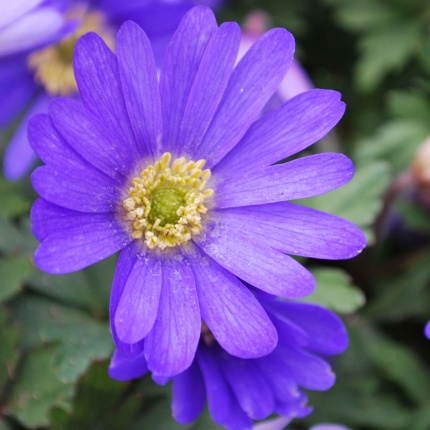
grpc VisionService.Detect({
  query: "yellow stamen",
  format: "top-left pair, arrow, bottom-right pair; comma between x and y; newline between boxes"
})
28,7 -> 114,96
123,153 -> 214,250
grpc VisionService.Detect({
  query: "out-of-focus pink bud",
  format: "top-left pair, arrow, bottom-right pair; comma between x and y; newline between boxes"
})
238,10 -> 313,103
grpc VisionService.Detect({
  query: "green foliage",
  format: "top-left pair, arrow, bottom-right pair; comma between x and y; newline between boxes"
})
51,361 -> 142,430
27,256 -> 115,317
354,90 -> 430,174
355,21 -> 420,92
6,344 -> 74,428
324,0 -> 430,91
305,268 -> 365,314
366,251 -> 430,322
1,293 -> 114,429
0,256 -> 33,302
0,178 -> 31,218
9,295 -> 113,383
0,309 -> 19,393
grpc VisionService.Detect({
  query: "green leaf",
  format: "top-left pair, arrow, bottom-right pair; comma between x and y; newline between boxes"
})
366,251 -> 430,321
355,21 -> 421,91
5,344 -> 74,429
0,418 -> 13,430
27,256 -> 116,318
420,35 -> 430,72
388,91 -> 430,121
27,270 -> 96,311
366,336 -> 430,405
0,219 -> 19,253
302,268 -> 365,314
9,295 -> 113,383
354,120 -> 430,174
0,309 -> 19,392
330,0 -> 398,31
0,178 -> 31,218
0,256 -> 34,302
137,374 -> 171,399
132,397 -> 192,430
396,200 -> 430,234
298,162 -> 390,245
0,217 -> 37,256
55,361 -> 140,430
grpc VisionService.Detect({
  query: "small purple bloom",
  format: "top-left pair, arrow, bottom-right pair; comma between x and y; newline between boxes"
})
425,321 -> 430,339
109,297 -> 348,429
30,7 -> 365,377
1,0 -> 221,180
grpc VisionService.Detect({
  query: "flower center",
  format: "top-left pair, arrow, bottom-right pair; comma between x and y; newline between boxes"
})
148,188 -> 186,226
27,7 -> 114,96
123,153 -> 214,250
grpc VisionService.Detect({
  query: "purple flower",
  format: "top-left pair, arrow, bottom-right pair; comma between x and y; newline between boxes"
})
109,297 -> 348,429
30,7 -> 365,377
425,321 -> 430,339
1,0 -> 220,180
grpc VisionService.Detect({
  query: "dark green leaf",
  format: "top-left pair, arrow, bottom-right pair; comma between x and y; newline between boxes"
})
366,251 -> 430,321
355,22 -> 421,91
355,120 -> 430,174
27,256 -> 116,318
9,295 -> 113,383
5,344 -> 74,428
0,309 -> 19,392
303,268 -> 365,314
131,397 -> 191,430
367,336 -> 430,405
0,178 -> 31,218
0,256 -> 34,302
58,361 -> 140,430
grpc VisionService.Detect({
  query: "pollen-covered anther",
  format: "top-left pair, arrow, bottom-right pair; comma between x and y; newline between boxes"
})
123,152 -> 213,250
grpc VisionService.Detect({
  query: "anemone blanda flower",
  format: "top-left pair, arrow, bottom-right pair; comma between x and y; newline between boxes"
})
0,0 -> 220,180
109,296 -> 348,430
425,321 -> 430,339
30,6 -> 366,377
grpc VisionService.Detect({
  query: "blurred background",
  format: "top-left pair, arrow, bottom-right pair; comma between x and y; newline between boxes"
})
1,0 -> 430,429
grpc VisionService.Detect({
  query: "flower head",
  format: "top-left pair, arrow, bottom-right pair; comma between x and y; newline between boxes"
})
425,321 -> 430,339
109,298 -> 348,429
30,7 -> 365,377
1,0 -> 221,180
